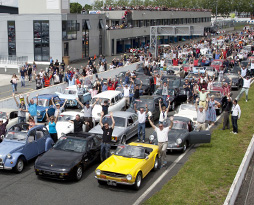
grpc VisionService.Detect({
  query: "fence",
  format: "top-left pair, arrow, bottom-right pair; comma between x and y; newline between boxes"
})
0,55 -> 28,70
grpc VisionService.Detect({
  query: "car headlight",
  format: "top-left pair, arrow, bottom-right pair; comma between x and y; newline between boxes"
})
96,169 -> 101,176
149,135 -> 155,141
176,138 -> 182,145
7,153 -> 12,159
126,174 -> 132,181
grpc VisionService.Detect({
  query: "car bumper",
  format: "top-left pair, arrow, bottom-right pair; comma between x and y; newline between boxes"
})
0,165 -> 13,170
95,176 -> 135,185
35,169 -> 71,180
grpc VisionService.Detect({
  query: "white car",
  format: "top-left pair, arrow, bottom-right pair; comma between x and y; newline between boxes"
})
205,67 -> 218,78
52,111 -> 87,139
91,91 -> 125,122
174,104 -> 197,124
0,108 -> 29,130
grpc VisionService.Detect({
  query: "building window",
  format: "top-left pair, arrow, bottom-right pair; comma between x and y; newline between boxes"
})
62,20 -> 78,40
33,21 -> 49,61
82,20 -> 90,58
99,19 -> 104,29
146,20 -> 150,27
99,35 -> 102,55
7,21 -> 16,56
139,20 -> 144,27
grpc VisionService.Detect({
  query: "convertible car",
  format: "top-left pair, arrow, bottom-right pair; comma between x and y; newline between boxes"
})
95,142 -> 159,190
89,111 -> 138,146
149,117 -> 211,153
0,123 -> 53,173
35,133 -> 101,181
174,104 -> 197,124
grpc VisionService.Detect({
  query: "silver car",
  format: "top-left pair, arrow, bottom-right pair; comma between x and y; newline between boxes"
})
89,111 -> 138,146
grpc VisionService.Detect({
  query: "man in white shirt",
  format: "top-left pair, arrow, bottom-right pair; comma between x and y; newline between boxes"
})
237,74 -> 254,102
195,98 -> 208,130
231,99 -> 241,134
148,116 -> 173,168
159,98 -> 171,123
134,103 -> 148,143
120,80 -> 132,109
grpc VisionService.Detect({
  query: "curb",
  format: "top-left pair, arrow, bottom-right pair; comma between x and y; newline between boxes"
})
224,135 -> 254,205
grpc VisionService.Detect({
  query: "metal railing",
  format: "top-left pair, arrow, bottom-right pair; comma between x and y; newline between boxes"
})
0,55 -> 28,68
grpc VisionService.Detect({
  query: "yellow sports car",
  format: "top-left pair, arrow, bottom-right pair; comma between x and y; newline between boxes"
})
95,142 -> 159,190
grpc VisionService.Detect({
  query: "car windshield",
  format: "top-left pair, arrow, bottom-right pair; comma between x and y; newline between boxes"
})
180,104 -> 196,111
63,89 -> 77,95
168,67 -> 179,71
211,61 -> 222,66
54,137 -> 87,153
5,131 -> 27,141
186,73 -> 199,78
37,99 -> 48,107
102,116 -> 126,127
131,99 -> 154,110
91,97 -> 108,104
58,115 -> 76,121
115,145 -> 146,159
154,88 -> 174,96
0,112 -> 7,120
171,121 -> 188,130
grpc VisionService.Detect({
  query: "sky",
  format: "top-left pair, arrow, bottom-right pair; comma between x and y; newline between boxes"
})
0,0 -> 95,7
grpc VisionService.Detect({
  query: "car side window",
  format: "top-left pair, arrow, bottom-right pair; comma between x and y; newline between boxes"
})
115,95 -> 119,103
42,127 -> 49,135
28,130 -> 36,143
10,111 -> 18,119
36,129 -> 44,140
118,93 -> 123,100
111,98 -> 115,104
87,139 -> 94,150
128,117 -> 133,126
132,114 -> 138,122
93,136 -> 100,146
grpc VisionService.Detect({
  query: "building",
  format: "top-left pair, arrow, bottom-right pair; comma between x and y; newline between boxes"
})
0,0 -> 211,64
0,5 -> 18,14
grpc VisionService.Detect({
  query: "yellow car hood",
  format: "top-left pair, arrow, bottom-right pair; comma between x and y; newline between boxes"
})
99,155 -> 143,175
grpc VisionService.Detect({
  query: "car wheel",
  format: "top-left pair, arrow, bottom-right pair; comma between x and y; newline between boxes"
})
182,141 -> 187,153
121,136 -> 127,144
14,158 -> 24,173
75,165 -> 83,181
171,102 -> 175,111
153,156 -> 159,171
133,172 -> 142,190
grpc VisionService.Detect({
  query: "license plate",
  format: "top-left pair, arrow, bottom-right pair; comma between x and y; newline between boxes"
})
107,180 -> 117,186
44,171 -> 56,175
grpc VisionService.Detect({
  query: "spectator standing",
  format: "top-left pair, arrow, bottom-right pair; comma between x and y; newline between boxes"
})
133,81 -> 142,101
102,100 -> 109,115
134,103 -> 148,143
120,80 -> 132,109
221,96 -> 232,130
206,96 -> 220,126
0,113 -> 8,143
43,73 -> 53,87
13,93 -> 27,123
148,116 -> 173,168
26,94 -> 38,123
231,99 -> 241,134
102,81 -> 108,92
158,98 -> 171,124
45,108 -> 59,143
195,98 -> 208,130
99,111 -> 115,161
60,59 -> 65,72
237,75 -> 254,102
27,65 -> 33,82
20,66 -> 27,87
32,61 -> 37,81
11,73 -> 19,93
183,79 -> 191,103
28,116 -> 35,129
161,79 -> 170,107
51,98 -> 67,117
35,74 -> 43,89
196,88 -> 209,108
53,71 -> 60,85
69,114 -> 89,133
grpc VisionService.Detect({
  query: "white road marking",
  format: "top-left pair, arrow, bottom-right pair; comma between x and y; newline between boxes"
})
133,145 -> 193,205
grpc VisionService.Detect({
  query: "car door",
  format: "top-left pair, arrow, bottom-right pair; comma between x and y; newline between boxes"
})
35,128 -> 46,154
188,130 -> 211,144
23,129 -> 39,160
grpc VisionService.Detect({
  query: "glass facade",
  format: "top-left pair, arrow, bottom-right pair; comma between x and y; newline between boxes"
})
82,20 -> 90,58
7,21 -> 16,56
62,20 -> 78,40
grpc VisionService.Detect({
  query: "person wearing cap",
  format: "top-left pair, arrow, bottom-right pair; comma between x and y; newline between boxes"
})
222,95 -> 232,130
195,98 -> 208,130
69,114 -> 89,133
148,115 -> 173,168
45,108 -> 59,143
231,99 -> 241,134
13,93 -> 28,123
196,88 -> 209,108
0,113 -> 8,143
51,97 -> 67,118
26,94 -> 38,123
76,98 -> 98,131
237,74 -> 254,102
134,103 -> 148,143
99,111 -> 115,161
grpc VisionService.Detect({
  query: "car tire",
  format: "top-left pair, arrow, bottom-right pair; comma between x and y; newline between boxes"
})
182,141 -> 187,153
133,172 -> 142,190
121,136 -> 127,144
153,156 -> 159,171
75,165 -> 83,181
171,102 -> 175,111
14,158 -> 24,173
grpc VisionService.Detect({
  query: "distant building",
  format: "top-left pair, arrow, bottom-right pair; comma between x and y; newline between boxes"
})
0,0 -> 211,63
0,5 -> 18,14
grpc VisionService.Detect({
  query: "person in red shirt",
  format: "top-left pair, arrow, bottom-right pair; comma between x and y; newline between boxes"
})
173,58 -> 178,66
75,76 -> 81,85
44,74 -> 53,87
194,58 -> 199,67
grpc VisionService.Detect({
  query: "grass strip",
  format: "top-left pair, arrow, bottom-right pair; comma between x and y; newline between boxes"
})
145,85 -> 254,205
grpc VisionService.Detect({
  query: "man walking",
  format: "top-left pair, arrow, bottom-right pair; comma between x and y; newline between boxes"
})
20,66 -> 27,87
99,111 -> 115,161
134,103 -> 148,143
148,116 -> 173,168
231,99 -> 241,134
26,94 -> 38,123
237,74 -> 254,102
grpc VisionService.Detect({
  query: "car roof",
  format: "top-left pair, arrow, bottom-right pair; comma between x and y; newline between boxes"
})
105,111 -> 135,118
92,90 -> 122,99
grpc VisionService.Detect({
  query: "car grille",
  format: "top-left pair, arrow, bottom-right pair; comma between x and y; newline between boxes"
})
101,171 -> 126,178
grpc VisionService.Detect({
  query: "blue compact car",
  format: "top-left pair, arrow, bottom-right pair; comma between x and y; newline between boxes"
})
34,94 -> 65,122
0,123 -> 54,173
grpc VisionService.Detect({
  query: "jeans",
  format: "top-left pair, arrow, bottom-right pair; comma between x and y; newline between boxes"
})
162,95 -> 168,107
21,76 -> 25,87
18,117 -> 26,123
138,123 -> 146,141
238,87 -> 249,101
231,116 -> 238,133
12,83 -> 17,92
101,143 -> 111,161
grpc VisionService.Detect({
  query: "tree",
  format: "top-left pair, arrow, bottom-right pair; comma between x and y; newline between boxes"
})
93,0 -> 103,10
70,2 -> 82,13
83,4 -> 92,12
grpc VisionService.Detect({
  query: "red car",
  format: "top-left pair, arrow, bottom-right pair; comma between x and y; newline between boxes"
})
211,59 -> 225,71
